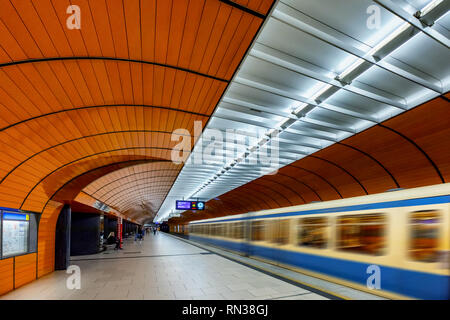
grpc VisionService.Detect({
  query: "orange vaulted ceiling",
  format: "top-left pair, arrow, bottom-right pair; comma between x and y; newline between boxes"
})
170,95 -> 450,224
0,0 -> 275,222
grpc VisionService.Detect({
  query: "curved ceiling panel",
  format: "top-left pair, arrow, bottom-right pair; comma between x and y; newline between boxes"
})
0,0 -> 263,79
0,60 -> 225,129
0,0 -> 270,222
82,161 -> 181,221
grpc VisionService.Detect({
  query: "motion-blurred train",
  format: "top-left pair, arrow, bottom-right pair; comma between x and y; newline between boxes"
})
182,184 -> 450,300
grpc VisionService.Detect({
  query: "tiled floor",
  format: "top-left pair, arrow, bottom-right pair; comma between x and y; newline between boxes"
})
1,232 -> 349,300
179,235 -> 385,300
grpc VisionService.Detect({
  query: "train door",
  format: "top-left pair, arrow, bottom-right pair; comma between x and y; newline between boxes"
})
270,218 -> 290,266
243,214 -> 253,257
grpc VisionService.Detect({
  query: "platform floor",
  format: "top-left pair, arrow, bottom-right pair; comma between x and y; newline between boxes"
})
0,232 -> 385,300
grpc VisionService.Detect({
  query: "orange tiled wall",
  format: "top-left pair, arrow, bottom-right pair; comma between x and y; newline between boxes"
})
0,253 -> 37,295
0,258 -> 13,295
14,253 -> 37,289
37,203 -> 63,278
0,202 -> 63,295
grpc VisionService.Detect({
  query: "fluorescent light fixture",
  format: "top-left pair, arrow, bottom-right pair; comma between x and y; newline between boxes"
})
292,102 -> 308,114
266,128 -> 280,137
367,22 -> 410,56
258,137 -> 269,146
420,0 -> 444,16
338,58 -> 365,79
338,21 -> 411,80
277,117 -> 291,129
310,83 -> 333,100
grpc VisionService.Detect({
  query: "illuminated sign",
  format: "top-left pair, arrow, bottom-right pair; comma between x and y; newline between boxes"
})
93,200 -> 110,212
2,212 -> 29,257
176,201 -> 205,211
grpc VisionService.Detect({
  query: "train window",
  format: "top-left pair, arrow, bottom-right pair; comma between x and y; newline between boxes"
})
298,217 -> 328,249
210,224 -> 217,236
336,214 -> 386,255
218,224 -> 225,237
224,224 -> 231,238
211,224 -> 223,237
251,220 -> 265,241
269,219 -> 290,245
232,222 -> 244,239
409,211 -> 440,262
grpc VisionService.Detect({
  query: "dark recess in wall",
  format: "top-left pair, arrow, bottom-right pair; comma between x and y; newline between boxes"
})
70,212 -> 101,256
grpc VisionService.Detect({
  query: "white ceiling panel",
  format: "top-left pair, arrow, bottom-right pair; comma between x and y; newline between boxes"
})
155,0 -> 449,222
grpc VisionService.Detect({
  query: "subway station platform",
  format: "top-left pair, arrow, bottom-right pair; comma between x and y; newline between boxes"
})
0,232 -> 384,300
0,0 -> 449,304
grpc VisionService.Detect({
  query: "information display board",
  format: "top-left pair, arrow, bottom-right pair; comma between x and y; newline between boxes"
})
2,212 -> 29,257
175,200 -> 205,210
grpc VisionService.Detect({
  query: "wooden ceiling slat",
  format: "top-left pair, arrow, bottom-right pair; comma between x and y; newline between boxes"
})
257,0 -> 273,15
31,63 -> 72,107
18,64 -> 63,109
79,1 -> 105,57
0,103 -> 18,128
33,0 -> 75,57
177,0 -> 205,69
3,67 -> 51,114
223,16 -> 260,79
204,81 -> 226,114
233,0 -> 271,15
123,0 -> 142,60
382,98 -> 450,182
316,144 -> 395,194
49,0 -> 86,56
161,68 -> 176,106
198,4 -> 233,74
105,62 -> 125,104
130,63 -> 143,103
0,88 -> 27,122
140,0 -> 156,62
0,70 -> 40,116
1,0 -> 45,58
153,66 -> 165,106
0,20 -> 27,62
49,61 -> 85,106
107,0 -> 130,58
13,1 -> 57,56
117,63 -> 134,103
170,71 -> 187,108
166,0 -> 189,66
91,61 -> 114,103
155,0 -> 172,64
0,45 -> 11,64
189,0 -> 223,71
88,0 -> 116,56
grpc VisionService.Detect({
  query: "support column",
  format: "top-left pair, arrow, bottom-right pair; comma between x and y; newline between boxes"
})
117,217 -> 123,249
54,204 -> 71,270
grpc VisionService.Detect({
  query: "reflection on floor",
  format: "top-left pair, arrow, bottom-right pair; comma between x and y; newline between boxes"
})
1,232 -> 357,300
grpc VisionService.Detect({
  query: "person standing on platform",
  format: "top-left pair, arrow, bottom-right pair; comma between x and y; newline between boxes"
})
135,226 -> 142,241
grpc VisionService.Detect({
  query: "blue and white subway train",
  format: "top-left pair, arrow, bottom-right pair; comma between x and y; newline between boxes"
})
184,184 -> 450,300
